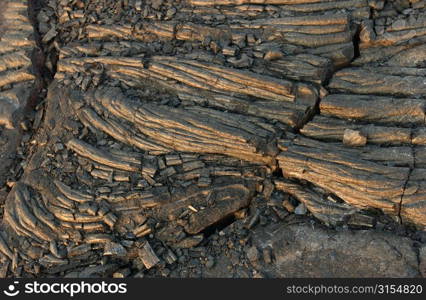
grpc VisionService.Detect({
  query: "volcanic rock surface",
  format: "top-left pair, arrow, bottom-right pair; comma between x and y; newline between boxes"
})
0,0 -> 425,278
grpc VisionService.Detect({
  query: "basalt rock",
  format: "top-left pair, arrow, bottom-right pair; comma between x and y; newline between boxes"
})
0,0 -> 38,188
0,0 -> 425,278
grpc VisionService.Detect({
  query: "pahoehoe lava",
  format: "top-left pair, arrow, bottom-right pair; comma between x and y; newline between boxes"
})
0,0 -> 425,278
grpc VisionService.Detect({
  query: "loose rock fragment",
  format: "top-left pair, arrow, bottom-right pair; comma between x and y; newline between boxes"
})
246,246 -> 259,263
104,242 -> 127,257
113,268 -> 131,278
174,235 -> 204,248
343,129 -> 367,147
185,185 -> 252,234
138,242 -> 160,270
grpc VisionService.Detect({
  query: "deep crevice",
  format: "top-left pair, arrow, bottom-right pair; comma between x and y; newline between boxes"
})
200,214 -> 237,238
26,0 -> 56,113
298,21 -> 363,135
295,99 -> 321,134
352,23 -> 362,62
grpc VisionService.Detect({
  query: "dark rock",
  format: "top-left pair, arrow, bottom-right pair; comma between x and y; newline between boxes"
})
419,246 -> 426,277
246,246 -> 259,263
252,224 -> 420,277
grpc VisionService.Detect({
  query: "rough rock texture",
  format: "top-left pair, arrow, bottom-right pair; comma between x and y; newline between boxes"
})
0,0 -> 425,278
420,245 -> 426,277
0,0 -> 37,191
250,224 -> 420,278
